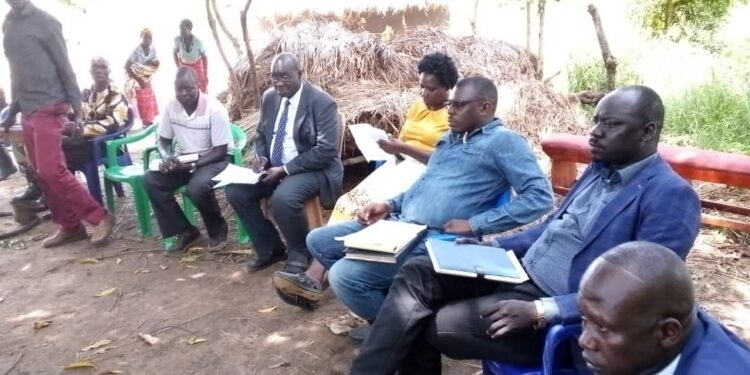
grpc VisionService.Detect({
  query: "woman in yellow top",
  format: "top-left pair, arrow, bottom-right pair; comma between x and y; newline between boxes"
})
329,52 -> 459,223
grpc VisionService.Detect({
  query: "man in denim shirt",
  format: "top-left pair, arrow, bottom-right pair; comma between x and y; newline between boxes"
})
272,76 -> 554,326
349,85 -> 702,374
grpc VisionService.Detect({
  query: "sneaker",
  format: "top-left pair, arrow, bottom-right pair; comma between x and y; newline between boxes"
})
165,228 -> 203,254
42,226 -> 89,248
272,271 -> 324,302
207,231 -> 228,252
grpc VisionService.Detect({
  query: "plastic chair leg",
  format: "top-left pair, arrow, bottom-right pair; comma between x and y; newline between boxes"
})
113,182 -> 125,197
181,193 -> 196,224
129,179 -> 153,238
104,179 -> 116,213
236,215 -> 250,245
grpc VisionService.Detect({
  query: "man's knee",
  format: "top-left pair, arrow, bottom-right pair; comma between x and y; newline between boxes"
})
185,178 -> 214,202
269,188 -> 304,216
142,172 -> 160,193
35,163 -> 67,183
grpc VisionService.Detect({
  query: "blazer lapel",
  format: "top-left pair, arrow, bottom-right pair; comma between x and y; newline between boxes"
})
553,166 -> 598,220
293,82 -> 309,146
579,157 -> 663,249
266,93 -> 281,149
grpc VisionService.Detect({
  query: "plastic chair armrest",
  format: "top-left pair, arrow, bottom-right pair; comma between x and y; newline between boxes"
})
105,125 -> 156,168
542,323 -> 583,375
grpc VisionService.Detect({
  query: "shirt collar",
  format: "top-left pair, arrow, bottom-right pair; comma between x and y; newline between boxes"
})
653,354 -> 681,375
7,2 -> 36,20
449,118 -> 503,143
284,82 -> 304,109
593,153 -> 657,186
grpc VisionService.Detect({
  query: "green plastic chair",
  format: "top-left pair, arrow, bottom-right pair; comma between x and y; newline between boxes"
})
103,124 -> 251,246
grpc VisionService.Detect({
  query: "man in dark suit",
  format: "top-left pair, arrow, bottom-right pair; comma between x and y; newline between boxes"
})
578,241 -> 750,375
226,53 -> 343,274
349,85 -> 703,374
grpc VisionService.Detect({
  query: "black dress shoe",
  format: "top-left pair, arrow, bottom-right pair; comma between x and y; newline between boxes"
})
246,251 -> 287,272
272,270 -> 324,302
274,286 -> 315,310
164,228 -> 203,255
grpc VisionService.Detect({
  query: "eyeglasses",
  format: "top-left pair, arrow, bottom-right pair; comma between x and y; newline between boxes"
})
271,73 -> 294,82
444,99 -> 483,109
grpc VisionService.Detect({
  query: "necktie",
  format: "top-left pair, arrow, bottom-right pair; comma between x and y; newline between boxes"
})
270,100 -> 290,167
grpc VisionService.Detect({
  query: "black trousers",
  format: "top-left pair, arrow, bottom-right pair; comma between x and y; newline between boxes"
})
350,256 -> 547,375
143,159 -> 228,239
225,171 -> 323,267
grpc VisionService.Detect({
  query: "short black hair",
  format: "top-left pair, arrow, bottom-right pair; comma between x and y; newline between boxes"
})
417,52 -> 459,89
176,66 -> 198,83
180,19 -> 193,30
621,85 -> 665,132
456,75 -> 498,104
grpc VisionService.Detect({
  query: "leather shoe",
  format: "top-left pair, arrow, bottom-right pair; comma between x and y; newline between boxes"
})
272,271 -> 324,302
246,250 -> 287,272
165,228 -> 203,254
42,226 -> 89,248
90,211 -> 115,246
274,286 -> 315,310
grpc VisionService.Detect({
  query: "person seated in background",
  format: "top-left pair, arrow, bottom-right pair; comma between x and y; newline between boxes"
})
348,85 -> 703,374
143,67 -> 234,253
273,76 -> 555,341
125,28 -> 160,127
578,241 -> 750,375
225,53 -> 343,274
62,57 -> 129,170
328,52 -> 458,224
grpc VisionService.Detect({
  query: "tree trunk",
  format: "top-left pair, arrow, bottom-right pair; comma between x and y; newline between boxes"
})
587,4 -> 618,91
526,0 -> 532,52
470,0 -> 480,36
241,0 -> 260,109
210,0 -> 242,57
205,0 -> 234,74
536,0 -> 546,79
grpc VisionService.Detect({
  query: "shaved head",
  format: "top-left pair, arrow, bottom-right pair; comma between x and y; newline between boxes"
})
270,53 -> 303,98
174,66 -> 200,108
577,242 -> 695,375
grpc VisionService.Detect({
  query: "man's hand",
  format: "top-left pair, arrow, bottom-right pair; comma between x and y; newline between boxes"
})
480,300 -> 538,338
262,166 -> 286,185
455,237 -> 496,246
376,138 -> 406,155
159,157 -> 187,174
251,156 -> 268,173
356,202 -> 391,225
442,219 -> 473,235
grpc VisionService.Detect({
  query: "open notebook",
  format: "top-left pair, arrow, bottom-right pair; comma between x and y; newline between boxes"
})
336,220 -> 427,263
425,238 -> 529,283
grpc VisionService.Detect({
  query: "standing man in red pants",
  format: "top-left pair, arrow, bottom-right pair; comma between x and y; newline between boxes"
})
1,0 -> 114,247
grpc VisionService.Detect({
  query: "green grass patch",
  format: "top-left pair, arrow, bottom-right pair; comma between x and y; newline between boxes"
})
664,79 -> 750,155
568,58 -> 642,93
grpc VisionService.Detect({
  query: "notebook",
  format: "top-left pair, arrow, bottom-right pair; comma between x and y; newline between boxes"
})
425,238 -> 529,283
336,220 -> 428,263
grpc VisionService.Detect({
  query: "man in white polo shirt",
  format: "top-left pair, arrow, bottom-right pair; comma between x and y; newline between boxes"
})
144,66 -> 234,253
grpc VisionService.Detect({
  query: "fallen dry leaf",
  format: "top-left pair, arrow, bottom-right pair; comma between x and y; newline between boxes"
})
115,258 -> 122,265
190,272 -> 206,279
186,336 -> 207,345
94,288 -> 118,297
63,360 -> 95,369
138,332 -> 160,345
79,257 -> 100,264
134,269 -> 150,274
0,296 -> 4,303
268,361 -> 289,369
93,347 -> 112,355
176,278 -> 186,282
257,306 -> 278,314
225,249 -> 252,255
81,339 -> 111,352
33,320 -> 53,330
159,265 -> 168,270
182,264 -> 198,269
97,371 -> 123,375
180,254 -> 200,263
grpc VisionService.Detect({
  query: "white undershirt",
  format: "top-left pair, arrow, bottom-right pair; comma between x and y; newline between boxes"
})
654,354 -> 681,375
270,84 -> 302,166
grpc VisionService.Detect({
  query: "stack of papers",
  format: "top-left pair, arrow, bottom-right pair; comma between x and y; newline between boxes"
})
348,123 -> 395,163
211,163 -> 264,188
337,220 -> 427,263
425,239 -> 529,284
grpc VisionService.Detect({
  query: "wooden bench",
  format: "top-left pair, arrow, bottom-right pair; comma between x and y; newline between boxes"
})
542,134 -> 750,232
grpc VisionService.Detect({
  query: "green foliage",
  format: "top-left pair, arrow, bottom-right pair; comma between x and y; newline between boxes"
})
664,79 -> 750,154
567,57 -> 642,93
636,0 -> 744,51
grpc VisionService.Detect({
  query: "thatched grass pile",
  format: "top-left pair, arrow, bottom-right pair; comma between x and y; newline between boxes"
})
230,21 -> 586,161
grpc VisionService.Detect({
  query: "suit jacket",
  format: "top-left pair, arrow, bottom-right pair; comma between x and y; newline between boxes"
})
674,310 -> 750,374
496,155 -> 702,322
254,81 -> 343,208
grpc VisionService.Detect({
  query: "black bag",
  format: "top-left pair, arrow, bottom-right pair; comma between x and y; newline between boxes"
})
62,135 -> 92,169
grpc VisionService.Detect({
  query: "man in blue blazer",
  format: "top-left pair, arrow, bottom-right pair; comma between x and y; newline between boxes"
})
226,53 -> 343,273
349,85 -> 703,374
578,241 -> 750,375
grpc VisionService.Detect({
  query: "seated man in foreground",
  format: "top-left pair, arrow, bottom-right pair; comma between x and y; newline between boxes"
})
274,76 -> 555,326
143,67 -> 234,253
578,241 -> 750,374
349,85 -> 703,374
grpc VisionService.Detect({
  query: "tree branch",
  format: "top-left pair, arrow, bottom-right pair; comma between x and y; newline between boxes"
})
536,0 -> 547,79
241,0 -> 260,109
587,4 -> 618,91
205,0 -> 234,74
210,0 -> 242,57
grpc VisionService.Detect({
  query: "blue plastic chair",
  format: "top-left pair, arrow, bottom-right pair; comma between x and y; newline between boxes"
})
482,323 -> 590,375
70,108 -> 135,205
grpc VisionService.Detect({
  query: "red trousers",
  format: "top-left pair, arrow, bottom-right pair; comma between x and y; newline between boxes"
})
22,102 -> 106,231
180,58 -> 207,93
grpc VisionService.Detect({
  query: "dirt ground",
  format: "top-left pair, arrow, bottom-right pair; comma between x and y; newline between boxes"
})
1,164 -> 749,375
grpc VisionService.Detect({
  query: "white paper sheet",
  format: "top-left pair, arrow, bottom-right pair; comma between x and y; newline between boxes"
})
348,123 -> 395,163
210,163 -> 264,188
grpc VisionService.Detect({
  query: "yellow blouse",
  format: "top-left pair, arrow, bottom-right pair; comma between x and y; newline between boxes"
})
398,100 -> 449,151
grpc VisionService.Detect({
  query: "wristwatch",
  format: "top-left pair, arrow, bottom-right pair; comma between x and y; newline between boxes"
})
189,162 -> 197,172
533,300 -> 548,330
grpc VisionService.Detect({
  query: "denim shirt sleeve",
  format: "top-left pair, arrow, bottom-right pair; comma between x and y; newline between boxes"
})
387,192 -> 405,214
468,131 -> 554,235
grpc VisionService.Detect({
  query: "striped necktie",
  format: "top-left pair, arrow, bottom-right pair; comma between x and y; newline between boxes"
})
270,99 -> 290,167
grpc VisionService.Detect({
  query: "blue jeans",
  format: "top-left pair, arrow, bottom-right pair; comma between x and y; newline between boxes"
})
306,219 -> 433,321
